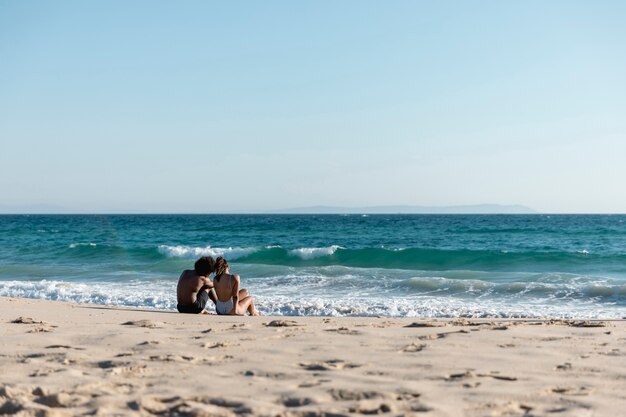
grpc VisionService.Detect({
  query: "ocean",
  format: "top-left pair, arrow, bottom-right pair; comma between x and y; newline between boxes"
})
0,214 -> 625,318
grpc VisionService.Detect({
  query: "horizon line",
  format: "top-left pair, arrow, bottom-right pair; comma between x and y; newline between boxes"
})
2,212 -> 626,215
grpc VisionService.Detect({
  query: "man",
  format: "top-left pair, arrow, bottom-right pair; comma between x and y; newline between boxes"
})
176,256 -> 218,314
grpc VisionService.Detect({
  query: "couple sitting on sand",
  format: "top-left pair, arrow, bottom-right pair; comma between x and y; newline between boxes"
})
176,256 -> 260,316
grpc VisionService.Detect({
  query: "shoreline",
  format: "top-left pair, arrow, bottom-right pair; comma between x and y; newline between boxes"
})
2,297 -> 625,416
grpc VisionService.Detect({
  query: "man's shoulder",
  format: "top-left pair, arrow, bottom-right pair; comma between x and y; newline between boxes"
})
179,270 -> 197,279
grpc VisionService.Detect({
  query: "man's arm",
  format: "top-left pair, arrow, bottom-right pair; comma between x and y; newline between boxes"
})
201,276 -> 214,289
201,276 -> 217,305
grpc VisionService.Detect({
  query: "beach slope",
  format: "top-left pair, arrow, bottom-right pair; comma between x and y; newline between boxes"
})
1,297 -> 625,416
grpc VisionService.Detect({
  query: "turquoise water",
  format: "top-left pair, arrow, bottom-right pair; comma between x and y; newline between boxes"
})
1,214 -> 625,318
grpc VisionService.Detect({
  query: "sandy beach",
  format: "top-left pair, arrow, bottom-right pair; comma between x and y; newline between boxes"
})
1,297 -> 625,417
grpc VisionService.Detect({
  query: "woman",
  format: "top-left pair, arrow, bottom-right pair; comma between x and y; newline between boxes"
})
212,256 -> 260,316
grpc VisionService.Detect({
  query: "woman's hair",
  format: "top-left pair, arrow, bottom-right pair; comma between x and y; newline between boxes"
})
214,256 -> 229,280
194,256 -> 215,276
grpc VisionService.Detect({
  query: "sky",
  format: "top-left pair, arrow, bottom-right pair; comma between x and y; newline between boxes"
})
1,1 -> 625,213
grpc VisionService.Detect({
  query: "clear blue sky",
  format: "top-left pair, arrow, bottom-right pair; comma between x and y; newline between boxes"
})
1,1 -> 625,213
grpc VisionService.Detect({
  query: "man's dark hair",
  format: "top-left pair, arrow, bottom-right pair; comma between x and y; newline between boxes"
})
194,256 -> 215,276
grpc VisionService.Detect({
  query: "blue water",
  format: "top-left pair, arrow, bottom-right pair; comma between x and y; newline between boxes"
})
1,214 -> 625,318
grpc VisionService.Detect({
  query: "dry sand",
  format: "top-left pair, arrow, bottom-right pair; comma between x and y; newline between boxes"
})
1,297 -> 625,417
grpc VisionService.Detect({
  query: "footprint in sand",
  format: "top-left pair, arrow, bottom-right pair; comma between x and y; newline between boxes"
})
566,320 -> 607,328
331,389 -> 429,415
549,386 -> 593,396
445,371 -> 477,381
449,319 -> 488,327
540,336 -> 572,342
148,354 -> 228,364
0,385 -> 29,400
203,342 -> 239,349
479,372 -> 517,381
20,352 -> 76,365
275,333 -> 297,339
10,317 -> 47,325
121,320 -> 163,329
280,396 -> 314,407
45,345 -> 86,351
298,379 -> 331,388
469,401 -> 533,417
11,317 -> 58,333
395,391 -> 422,401
75,381 -> 137,397
97,360 -> 131,369
265,320 -> 302,327
128,397 -> 175,415
243,370 -> 290,379
328,389 -> 385,401
148,354 -> 196,363
35,392 -> 91,408
554,362 -> 572,371
498,343 -> 516,348
418,330 -> 469,340
130,395 -> 245,417
597,348 -> 623,357
300,359 -> 362,371
27,327 -> 54,333
404,322 -> 447,328
349,401 -> 396,415
400,343 -> 427,353
227,324 -> 248,330
325,327 -> 361,335
29,368 -> 63,377
137,340 -> 160,346
0,386 -> 91,416
446,371 -> 517,382
108,365 -> 148,376
21,353 -> 46,360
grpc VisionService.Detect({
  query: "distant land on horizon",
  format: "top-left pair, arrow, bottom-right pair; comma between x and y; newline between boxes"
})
268,204 -> 538,214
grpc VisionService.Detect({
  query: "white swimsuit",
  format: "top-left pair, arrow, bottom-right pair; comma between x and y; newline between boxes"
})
215,297 -> 234,315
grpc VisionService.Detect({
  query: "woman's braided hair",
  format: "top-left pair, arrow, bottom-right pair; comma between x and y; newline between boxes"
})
214,256 -> 229,281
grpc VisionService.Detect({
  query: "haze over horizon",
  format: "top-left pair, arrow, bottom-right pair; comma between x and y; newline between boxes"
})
0,202 -> 541,215
1,1 -> 625,213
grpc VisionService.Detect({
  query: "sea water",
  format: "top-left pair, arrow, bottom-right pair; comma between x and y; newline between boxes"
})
0,214 -> 625,318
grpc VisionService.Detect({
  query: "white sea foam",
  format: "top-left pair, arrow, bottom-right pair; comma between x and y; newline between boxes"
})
68,243 -> 97,249
157,245 -> 258,260
0,280 -> 177,310
288,245 -> 344,260
1,279 -> 622,319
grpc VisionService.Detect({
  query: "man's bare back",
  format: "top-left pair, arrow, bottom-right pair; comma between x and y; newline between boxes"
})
176,270 -> 212,305
176,256 -> 217,314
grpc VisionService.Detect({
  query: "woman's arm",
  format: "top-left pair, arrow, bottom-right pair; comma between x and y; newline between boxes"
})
230,275 -> 241,315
